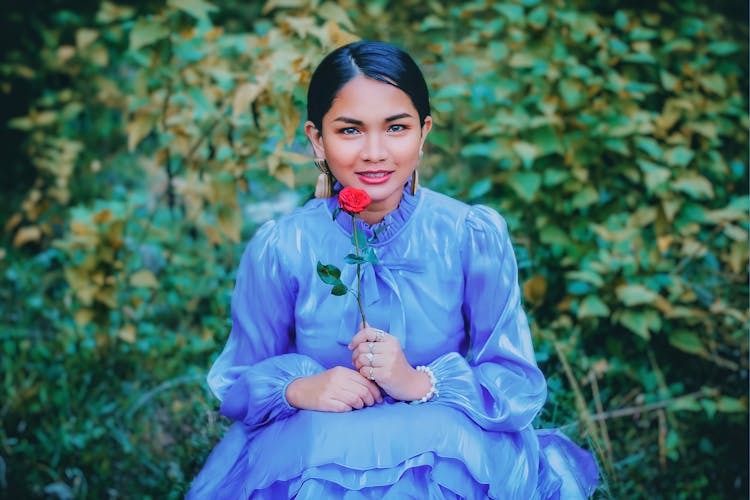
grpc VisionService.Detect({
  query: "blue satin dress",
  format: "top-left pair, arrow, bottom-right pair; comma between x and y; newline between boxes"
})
187,186 -> 599,499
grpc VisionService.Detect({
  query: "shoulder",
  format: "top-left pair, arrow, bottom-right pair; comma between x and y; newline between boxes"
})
418,188 -> 509,238
251,198 -> 329,243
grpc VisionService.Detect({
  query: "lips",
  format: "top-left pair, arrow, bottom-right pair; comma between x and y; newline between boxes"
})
356,170 -> 394,185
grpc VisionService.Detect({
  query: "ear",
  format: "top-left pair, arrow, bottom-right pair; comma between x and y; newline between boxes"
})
304,121 -> 326,159
419,116 -> 433,151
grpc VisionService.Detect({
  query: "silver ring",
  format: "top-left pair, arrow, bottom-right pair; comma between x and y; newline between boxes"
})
374,329 -> 385,341
366,352 -> 374,365
368,342 -> 375,353
369,367 -> 374,380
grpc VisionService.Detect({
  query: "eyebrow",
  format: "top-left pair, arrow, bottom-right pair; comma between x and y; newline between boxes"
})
332,112 -> 414,126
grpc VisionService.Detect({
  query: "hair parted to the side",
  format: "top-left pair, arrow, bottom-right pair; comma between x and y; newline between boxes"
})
306,40 -> 431,132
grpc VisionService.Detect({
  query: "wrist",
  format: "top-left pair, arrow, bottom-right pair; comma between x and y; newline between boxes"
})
409,365 -> 438,404
403,366 -> 434,402
285,376 -> 306,409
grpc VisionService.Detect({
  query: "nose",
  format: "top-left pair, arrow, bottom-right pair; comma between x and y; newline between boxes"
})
360,133 -> 387,162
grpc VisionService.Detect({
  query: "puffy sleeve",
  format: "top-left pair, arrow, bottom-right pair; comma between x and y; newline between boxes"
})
207,220 -> 325,429
428,206 -> 547,431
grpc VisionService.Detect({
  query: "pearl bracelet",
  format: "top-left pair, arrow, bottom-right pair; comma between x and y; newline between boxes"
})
411,365 -> 438,404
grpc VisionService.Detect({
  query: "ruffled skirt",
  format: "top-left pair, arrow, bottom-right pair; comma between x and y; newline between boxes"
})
187,402 -> 597,499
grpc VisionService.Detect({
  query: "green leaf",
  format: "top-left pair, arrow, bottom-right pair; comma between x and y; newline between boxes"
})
707,41 -> 739,56
618,311 -> 650,340
168,0 -> 218,20
669,330 -> 708,356
635,137 -> 663,160
512,141 -> 540,168
672,175 -> 715,200
363,246 -> 379,265
716,396 -> 747,413
614,10 -> 628,30
637,159 -> 671,191
665,146 -> 695,167
699,74 -> 727,96
331,283 -> 348,296
468,178 -> 493,199
571,186 -> 599,209
528,6 -> 548,29
507,171 -> 541,201
668,396 -> 703,412
566,269 -> 605,287
129,18 -> 169,51
616,284 -> 659,306
344,254 -> 366,265
316,262 -> 342,285
351,229 -> 368,249
578,295 -> 610,318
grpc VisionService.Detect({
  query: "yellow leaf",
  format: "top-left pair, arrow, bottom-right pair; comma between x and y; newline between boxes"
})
58,46 -> 76,63
656,235 -> 673,252
127,113 -> 154,152
217,206 -> 241,243
130,269 -> 159,288
523,275 -> 547,306
12,226 -> 42,247
326,20 -> 359,47
92,208 -> 113,224
74,309 -> 94,326
76,28 -> 99,49
4,213 -> 22,232
274,165 -> 295,189
118,324 -> 137,343
232,82 -> 262,121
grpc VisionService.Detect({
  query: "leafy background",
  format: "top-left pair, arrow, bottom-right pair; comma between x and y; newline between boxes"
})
1,0 -> 747,498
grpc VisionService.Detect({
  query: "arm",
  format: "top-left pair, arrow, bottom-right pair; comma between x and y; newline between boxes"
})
427,206 -> 547,431
207,221 -> 324,429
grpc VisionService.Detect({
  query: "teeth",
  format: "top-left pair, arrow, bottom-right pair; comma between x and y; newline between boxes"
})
360,172 -> 389,177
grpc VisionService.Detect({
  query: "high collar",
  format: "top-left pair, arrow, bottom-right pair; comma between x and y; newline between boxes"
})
326,180 -> 421,246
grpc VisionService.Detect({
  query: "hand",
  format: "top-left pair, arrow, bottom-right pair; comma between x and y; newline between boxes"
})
348,325 -> 431,401
285,366 -> 383,412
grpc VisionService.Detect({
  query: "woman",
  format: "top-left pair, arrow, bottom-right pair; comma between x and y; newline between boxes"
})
188,40 -> 598,499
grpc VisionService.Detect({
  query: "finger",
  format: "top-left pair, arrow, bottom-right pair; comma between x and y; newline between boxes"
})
366,380 -> 383,403
359,365 -> 377,383
348,329 -> 370,350
358,385 -> 375,406
326,399 -> 353,412
337,387 -> 365,410
351,369 -> 383,403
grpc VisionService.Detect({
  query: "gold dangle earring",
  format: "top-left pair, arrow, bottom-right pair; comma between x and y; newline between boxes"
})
313,158 -> 334,198
410,149 -> 423,196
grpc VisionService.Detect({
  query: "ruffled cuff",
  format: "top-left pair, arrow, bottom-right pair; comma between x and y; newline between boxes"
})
219,353 -> 325,429
426,352 -> 545,432
427,352 -> 488,408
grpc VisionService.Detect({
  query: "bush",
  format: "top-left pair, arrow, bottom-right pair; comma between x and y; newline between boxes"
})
1,0 -> 747,497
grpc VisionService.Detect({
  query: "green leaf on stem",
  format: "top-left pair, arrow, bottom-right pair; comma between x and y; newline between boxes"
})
363,246 -> 379,265
351,228 -> 368,249
316,261 -> 342,284
331,283 -> 348,296
344,253 -> 367,265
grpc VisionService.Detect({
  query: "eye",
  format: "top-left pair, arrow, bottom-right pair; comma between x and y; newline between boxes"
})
339,127 -> 360,135
387,124 -> 407,133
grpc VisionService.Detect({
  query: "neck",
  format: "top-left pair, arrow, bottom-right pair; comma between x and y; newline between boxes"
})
358,189 -> 406,225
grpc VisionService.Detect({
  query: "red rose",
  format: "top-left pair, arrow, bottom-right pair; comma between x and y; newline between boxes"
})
338,187 -> 371,214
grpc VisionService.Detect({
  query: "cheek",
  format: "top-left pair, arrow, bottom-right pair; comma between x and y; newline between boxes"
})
323,138 -> 357,163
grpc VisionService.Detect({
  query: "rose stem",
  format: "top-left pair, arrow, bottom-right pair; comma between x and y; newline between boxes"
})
352,215 -> 366,325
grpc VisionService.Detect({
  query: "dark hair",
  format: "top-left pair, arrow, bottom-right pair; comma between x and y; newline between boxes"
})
306,40 -> 431,131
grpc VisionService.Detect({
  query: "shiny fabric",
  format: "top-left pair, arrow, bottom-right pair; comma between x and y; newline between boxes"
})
188,186 -> 599,499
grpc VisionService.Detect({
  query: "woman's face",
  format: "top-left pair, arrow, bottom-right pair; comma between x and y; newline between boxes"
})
306,75 -> 432,220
